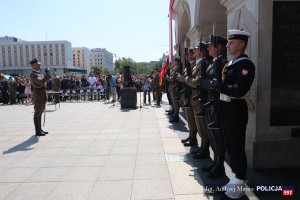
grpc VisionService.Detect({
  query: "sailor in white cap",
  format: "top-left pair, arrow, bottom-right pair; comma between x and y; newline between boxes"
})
216,29 -> 255,199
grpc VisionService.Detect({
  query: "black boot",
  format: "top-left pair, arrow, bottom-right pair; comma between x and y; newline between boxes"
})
34,117 -> 45,137
181,136 -> 190,143
207,156 -> 225,178
169,115 -> 179,123
207,164 -> 225,178
183,141 -> 197,147
202,163 -> 216,172
39,117 -> 48,134
167,111 -> 174,116
193,145 -> 210,159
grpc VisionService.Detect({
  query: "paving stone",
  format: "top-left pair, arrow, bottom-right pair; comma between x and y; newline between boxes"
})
89,180 -> 132,200
4,182 -> 57,200
134,165 -> 170,180
46,181 -> 94,200
131,179 -> 174,200
98,165 -> 135,180
61,166 -> 101,181
0,168 -> 37,183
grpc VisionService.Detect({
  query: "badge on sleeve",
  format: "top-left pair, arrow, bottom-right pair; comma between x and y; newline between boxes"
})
241,69 -> 249,76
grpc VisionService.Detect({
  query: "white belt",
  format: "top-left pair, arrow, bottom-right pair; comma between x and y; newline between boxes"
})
220,92 -> 249,102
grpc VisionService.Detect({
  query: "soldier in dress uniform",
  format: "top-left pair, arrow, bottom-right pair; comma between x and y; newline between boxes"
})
199,35 -> 228,178
30,58 -> 51,137
176,43 -> 210,157
176,48 -> 198,149
216,30 -> 255,199
153,68 -> 161,106
165,57 -> 181,123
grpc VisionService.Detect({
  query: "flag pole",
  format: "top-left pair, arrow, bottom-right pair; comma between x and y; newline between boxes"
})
169,0 -> 174,63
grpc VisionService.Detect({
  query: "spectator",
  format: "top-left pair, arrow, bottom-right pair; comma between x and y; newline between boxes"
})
143,77 -> 151,104
88,73 -> 97,89
24,78 -> 33,104
8,77 -> 17,104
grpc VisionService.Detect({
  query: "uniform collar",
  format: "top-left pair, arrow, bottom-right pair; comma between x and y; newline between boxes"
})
234,54 -> 248,61
32,69 -> 41,73
196,58 -> 203,65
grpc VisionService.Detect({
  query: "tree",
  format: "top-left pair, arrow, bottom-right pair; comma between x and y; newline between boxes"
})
91,65 -> 103,75
114,57 -> 137,74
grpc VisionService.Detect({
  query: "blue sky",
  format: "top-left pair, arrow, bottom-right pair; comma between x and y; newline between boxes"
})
0,0 -> 170,62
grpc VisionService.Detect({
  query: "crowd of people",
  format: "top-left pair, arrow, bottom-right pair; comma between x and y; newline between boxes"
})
0,70 -> 164,106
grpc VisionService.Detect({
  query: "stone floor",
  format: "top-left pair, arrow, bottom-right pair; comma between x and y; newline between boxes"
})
0,95 -> 262,200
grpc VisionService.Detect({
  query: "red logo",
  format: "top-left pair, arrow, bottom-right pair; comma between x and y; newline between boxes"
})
282,190 -> 294,196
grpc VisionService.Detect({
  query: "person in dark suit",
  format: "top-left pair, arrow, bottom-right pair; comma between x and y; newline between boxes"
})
29,58 -> 51,137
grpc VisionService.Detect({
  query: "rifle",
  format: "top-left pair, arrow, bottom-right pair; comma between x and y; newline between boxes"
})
182,48 -> 192,108
201,32 -> 223,129
173,45 -> 183,101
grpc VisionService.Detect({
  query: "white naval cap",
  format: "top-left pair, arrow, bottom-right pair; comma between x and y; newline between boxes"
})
228,29 -> 251,41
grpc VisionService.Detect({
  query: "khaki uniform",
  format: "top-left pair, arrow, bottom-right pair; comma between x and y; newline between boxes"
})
30,70 -> 51,117
176,63 -> 197,137
165,66 -> 180,117
177,59 -> 209,146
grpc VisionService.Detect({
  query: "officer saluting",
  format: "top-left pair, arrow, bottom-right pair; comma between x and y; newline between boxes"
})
217,30 -> 255,199
30,58 -> 51,137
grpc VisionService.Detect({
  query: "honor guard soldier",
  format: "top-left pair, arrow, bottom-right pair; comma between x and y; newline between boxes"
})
153,68 -> 161,106
176,43 -> 210,158
176,48 -> 198,149
200,35 -> 228,178
165,57 -> 181,123
216,30 -> 255,199
30,58 -> 51,137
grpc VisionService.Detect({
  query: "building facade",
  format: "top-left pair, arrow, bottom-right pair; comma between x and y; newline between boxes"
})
72,47 -> 91,75
171,0 -> 300,169
90,48 -> 113,71
0,37 -> 85,75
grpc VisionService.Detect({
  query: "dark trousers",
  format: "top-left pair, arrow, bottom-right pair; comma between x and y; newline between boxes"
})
220,99 -> 248,180
143,90 -> 151,103
206,98 -> 225,163
166,91 -> 173,106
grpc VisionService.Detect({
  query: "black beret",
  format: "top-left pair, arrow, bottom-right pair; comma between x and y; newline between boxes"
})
29,58 -> 40,65
207,35 -> 228,47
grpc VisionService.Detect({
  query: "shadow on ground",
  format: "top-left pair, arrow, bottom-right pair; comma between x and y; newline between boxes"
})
3,135 -> 38,155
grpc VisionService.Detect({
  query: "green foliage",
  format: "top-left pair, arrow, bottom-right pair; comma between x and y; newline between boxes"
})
114,57 -> 163,76
91,65 -> 103,75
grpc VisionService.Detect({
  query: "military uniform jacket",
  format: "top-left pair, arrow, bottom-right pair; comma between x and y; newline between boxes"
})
175,61 -> 196,83
220,54 -> 255,98
200,55 -> 228,101
165,66 -> 180,86
30,70 -> 51,104
176,58 -> 208,99
153,74 -> 160,89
